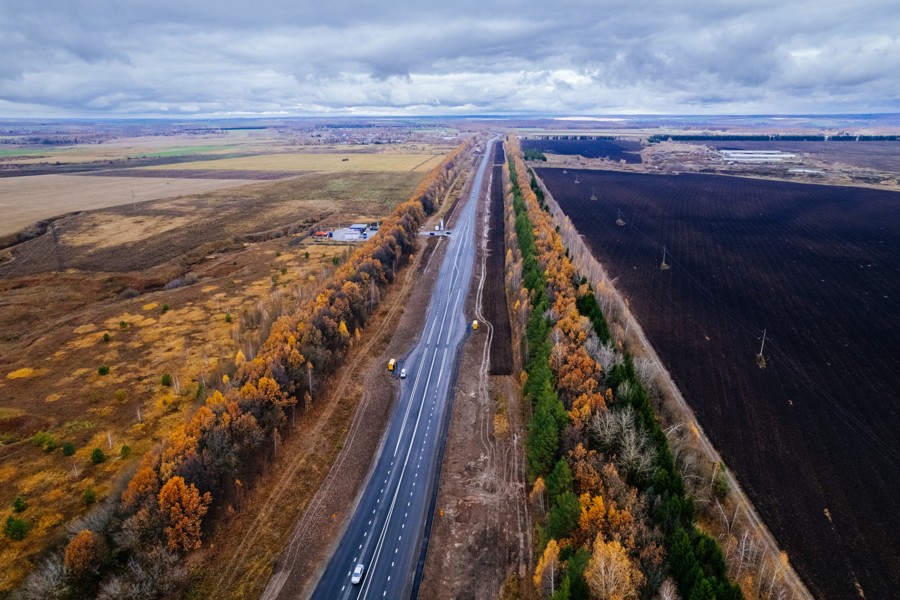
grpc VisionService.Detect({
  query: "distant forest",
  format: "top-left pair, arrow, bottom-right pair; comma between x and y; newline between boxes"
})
647,134 -> 900,142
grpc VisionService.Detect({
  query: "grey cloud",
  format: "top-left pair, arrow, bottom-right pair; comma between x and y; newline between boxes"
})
0,0 -> 897,116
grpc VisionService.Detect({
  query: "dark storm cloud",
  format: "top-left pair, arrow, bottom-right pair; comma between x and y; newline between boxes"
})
0,0 -> 898,116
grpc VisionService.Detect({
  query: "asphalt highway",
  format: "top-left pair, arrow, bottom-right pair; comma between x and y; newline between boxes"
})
307,138 -> 497,600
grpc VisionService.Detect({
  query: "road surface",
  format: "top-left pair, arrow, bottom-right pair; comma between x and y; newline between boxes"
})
303,138 -> 496,600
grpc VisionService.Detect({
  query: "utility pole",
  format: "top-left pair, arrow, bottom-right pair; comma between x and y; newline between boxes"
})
757,329 -> 767,368
660,245 -> 671,270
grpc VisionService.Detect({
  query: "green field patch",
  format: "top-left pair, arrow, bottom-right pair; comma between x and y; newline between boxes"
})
128,145 -> 234,159
0,147 -> 56,157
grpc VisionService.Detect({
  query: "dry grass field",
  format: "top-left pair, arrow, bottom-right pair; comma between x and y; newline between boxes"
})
0,174 -> 259,236
0,134 -> 268,165
141,152 -> 446,173
0,165 -> 430,592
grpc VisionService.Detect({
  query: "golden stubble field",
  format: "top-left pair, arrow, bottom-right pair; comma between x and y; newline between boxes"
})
0,159 -> 437,591
0,175 -> 260,236
0,132 -> 273,165
140,152 -> 446,173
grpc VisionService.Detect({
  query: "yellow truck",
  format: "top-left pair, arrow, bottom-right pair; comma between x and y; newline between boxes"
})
472,320 -> 479,331
388,358 -> 396,371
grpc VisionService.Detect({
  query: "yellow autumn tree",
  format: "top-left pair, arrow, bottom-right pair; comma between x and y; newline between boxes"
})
158,476 -> 212,552
583,537 -> 643,600
121,449 -> 161,511
534,538 -> 560,598
577,493 -> 607,548
64,529 -> 105,576
530,476 -> 547,513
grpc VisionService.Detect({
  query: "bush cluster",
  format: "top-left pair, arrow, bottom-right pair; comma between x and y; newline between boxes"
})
163,272 -> 199,290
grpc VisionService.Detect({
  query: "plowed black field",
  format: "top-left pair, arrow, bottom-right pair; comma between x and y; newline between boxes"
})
537,168 -> 900,600
522,139 -> 643,163
485,164 -> 512,375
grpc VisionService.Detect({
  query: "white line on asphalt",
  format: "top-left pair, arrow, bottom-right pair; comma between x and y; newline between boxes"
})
361,345 -> 441,598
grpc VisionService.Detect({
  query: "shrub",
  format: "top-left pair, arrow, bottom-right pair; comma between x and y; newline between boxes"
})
280,266 -> 287,276
98,364 -> 110,376
102,332 -> 111,343
164,272 -> 199,290
83,486 -> 96,505
31,431 -> 58,451
114,389 -> 128,403
304,251 -> 310,259
91,448 -> 106,465
120,444 -> 131,459
331,255 -> 341,265
714,470 -> 730,500
13,496 -> 27,513
62,442 -> 76,456
225,312 -> 233,324
161,304 -> 170,313
5,516 -> 30,540
161,373 -> 173,387
119,321 -> 129,329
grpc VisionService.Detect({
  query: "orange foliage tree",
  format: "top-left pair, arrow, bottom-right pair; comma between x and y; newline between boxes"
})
63,529 -> 105,576
158,476 -> 212,553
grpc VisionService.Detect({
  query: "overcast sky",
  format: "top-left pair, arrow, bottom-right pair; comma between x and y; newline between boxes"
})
1,0 -> 898,117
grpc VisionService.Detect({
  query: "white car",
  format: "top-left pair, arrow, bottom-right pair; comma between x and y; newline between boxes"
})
400,368 -> 407,379
351,563 -> 365,585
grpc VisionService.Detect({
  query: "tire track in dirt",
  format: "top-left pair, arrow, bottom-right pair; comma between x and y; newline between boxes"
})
473,165 -> 528,577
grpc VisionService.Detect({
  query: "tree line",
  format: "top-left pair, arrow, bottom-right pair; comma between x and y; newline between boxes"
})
506,135 -> 741,600
14,138 -> 475,599
648,134 -> 900,143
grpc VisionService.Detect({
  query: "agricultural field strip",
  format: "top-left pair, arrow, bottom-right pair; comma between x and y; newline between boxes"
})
0,174 -> 259,237
484,163 -> 513,375
521,138 -> 643,163
138,153 -> 446,173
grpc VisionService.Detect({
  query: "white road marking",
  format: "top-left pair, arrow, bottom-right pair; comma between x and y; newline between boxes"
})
344,140 -> 496,600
